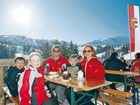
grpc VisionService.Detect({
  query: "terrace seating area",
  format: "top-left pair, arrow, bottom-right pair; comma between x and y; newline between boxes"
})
0,59 -> 140,105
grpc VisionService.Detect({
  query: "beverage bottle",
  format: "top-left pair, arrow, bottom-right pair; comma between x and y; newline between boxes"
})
44,64 -> 49,75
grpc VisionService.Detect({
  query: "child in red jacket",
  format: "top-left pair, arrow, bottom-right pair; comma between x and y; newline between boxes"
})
18,52 -> 58,105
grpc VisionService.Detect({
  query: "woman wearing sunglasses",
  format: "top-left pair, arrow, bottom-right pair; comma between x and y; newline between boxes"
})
65,45 -> 105,105
81,45 -> 105,81
80,45 -> 105,104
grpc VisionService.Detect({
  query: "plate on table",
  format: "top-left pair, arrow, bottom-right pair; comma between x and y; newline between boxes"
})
49,74 -> 62,80
48,72 -> 57,75
49,74 -> 59,78
53,76 -> 62,81
61,78 -> 71,82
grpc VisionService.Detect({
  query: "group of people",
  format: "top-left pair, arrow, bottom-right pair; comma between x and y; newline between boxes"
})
5,44 -> 105,105
4,44 -> 140,105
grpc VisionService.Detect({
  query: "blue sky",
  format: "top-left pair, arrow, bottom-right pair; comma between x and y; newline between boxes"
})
0,0 -> 140,44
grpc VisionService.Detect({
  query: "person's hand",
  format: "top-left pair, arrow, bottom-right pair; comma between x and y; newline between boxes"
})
58,68 -> 62,75
46,91 -> 51,98
44,86 -> 48,90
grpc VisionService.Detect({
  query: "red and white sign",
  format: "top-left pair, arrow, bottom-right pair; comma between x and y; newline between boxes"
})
128,5 -> 140,52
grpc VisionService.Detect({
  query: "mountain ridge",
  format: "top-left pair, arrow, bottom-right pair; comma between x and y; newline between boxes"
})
86,36 -> 129,46
0,35 -> 129,46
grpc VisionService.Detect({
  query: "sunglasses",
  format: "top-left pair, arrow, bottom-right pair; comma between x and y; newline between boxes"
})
53,50 -> 60,52
83,50 -> 92,53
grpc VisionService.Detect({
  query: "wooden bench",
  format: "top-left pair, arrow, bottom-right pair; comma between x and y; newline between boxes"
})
101,88 -> 133,98
2,86 -> 19,105
98,88 -> 133,105
98,93 -> 131,105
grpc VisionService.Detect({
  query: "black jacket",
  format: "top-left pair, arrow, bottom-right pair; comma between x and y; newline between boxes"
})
5,66 -> 24,97
103,57 -> 127,71
103,56 -> 127,82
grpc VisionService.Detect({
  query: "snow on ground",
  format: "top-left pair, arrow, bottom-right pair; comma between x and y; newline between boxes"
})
122,52 -> 136,60
97,52 -> 106,58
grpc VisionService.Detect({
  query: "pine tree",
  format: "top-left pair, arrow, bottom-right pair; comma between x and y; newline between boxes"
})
41,41 -> 51,58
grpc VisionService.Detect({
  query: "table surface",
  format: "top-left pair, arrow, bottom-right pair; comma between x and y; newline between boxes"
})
44,75 -> 112,91
105,70 -> 140,77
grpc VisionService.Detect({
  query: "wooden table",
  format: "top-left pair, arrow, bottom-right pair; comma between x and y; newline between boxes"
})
105,70 -> 140,77
44,75 -> 112,105
105,70 -> 140,105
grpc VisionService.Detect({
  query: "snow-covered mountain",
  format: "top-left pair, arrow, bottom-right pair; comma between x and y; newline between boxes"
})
78,36 -> 130,60
0,35 -> 46,48
86,36 -> 129,46
0,35 -> 130,59
0,35 -> 129,47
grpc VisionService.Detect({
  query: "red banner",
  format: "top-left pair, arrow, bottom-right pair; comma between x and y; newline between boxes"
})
128,5 -> 140,52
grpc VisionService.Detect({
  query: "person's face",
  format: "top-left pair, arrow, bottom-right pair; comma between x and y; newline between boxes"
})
83,47 -> 93,59
135,54 -> 137,59
69,58 -> 78,65
120,58 -> 124,62
52,48 -> 61,57
29,55 -> 41,68
15,59 -> 25,69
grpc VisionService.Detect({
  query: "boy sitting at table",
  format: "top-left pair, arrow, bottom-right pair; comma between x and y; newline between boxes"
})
64,54 -> 83,104
65,54 -> 83,79
4,57 -> 25,98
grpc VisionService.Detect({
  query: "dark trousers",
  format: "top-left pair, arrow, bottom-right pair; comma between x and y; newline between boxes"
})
64,88 -> 98,105
43,96 -> 59,105
105,74 -> 130,92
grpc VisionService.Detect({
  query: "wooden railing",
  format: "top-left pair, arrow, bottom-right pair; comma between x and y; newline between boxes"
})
0,59 -> 14,94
